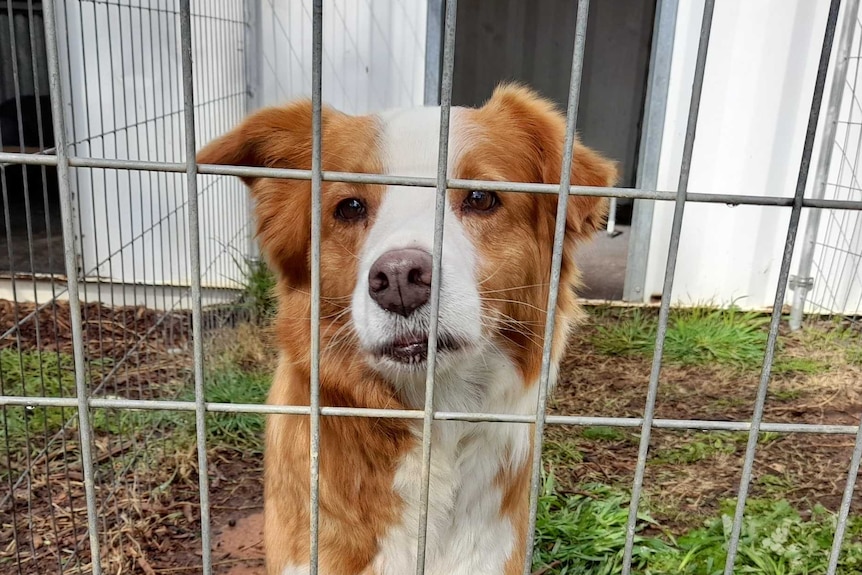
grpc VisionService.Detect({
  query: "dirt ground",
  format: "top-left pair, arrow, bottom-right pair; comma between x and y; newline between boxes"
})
213,314 -> 862,574
1,301 -> 860,574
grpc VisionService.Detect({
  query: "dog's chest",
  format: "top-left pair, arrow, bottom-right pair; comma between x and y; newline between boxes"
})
372,375 -> 537,575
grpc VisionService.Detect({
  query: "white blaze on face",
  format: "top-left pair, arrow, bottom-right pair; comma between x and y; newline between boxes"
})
350,107 -> 483,372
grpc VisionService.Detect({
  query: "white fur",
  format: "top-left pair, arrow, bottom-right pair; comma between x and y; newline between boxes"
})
349,107 -> 539,573
351,106 -> 484,385
372,352 -> 538,575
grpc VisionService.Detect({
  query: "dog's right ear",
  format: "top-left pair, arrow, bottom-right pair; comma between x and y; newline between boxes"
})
198,101 -> 323,285
196,100 -> 316,186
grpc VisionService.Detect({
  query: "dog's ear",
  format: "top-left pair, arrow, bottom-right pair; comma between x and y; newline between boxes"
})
197,101 -> 321,285
196,101 -> 316,185
482,83 -> 617,244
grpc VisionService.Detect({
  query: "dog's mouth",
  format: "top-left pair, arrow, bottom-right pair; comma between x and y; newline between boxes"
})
376,333 -> 463,365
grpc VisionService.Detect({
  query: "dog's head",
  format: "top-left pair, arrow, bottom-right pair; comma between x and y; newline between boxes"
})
198,84 -> 616,393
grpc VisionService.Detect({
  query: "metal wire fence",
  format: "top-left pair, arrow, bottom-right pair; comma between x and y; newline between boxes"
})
792,0 -> 862,328
0,0 -> 861,574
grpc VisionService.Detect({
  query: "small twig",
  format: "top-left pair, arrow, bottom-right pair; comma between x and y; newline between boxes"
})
532,560 -> 562,575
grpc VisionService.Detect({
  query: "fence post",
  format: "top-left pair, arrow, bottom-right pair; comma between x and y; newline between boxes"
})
790,0 -> 860,330
623,0 -> 680,302
243,0 -> 262,261
424,0 -> 444,106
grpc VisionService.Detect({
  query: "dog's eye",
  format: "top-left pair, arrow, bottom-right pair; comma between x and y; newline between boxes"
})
335,198 -> 367,221
463,190 -> 499,213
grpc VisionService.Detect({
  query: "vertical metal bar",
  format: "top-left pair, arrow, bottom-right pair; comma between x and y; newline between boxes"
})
4,7 -> 41,562
521,1 -> 590,573
309,0 -> 323,573
791,0 -> 860,330
621,2 -> 715,572
178,1 -> 213,573
415,0 -> 457,572
827,416 -> 862,574
41,0 -> 102,573
623,0 -> 680,302
723,1 -> 842,572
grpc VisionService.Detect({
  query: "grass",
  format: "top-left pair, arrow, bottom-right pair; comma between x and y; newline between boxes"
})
197,366 -> 269,452
127,364 -> 270,458
592,307 -> 771,370
0,349 -> 118,455
533,474 -> 862,575
652,432 -> 739,465
582,426 -> 628,442
0,340 -> 270,478
589,306 -> 851,375
234,255 -> 277,324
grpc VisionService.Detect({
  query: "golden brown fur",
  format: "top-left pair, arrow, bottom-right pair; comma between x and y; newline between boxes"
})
197,84 -> 616,575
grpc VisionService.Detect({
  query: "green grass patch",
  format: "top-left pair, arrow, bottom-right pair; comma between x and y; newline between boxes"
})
544,437 -> 584,466
0,349 -> 119,452
771,357 -> 830,376
533,475 -> 672,575
234,255 -> 277,324
0,347 -> 269,468
132,365 -> 271,455
652,432 -> 739,465
582,426 -> 627,442
592,307 -> 772,370
533,474 -> 862,574
197,366 -> 269,452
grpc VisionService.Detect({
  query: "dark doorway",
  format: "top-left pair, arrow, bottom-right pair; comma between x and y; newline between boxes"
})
1,1 -> 63,275
450,0 -> 657,224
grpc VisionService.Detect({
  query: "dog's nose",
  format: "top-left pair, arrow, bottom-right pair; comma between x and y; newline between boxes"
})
368,248 -> 433,317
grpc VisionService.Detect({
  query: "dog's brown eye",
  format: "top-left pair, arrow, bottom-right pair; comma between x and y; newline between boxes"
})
335,198 -> 367,221
463,190 -> 499,213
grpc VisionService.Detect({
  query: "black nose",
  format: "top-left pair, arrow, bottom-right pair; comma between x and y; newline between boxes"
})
368,248 -> 432,317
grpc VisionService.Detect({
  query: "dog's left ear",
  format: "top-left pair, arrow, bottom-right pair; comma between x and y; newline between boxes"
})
196,101 -> 318,186
483,83 -> 617,243
196,102 -> 324,286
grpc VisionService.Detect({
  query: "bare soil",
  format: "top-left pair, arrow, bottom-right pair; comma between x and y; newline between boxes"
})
2,302 -> 860,573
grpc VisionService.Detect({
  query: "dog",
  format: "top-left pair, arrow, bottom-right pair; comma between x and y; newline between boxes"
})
197,84 -> 616,575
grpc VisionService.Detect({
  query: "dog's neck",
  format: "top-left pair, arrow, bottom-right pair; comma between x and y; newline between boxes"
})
370,345 -> 541,575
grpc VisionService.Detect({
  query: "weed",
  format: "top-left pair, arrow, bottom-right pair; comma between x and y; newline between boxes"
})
533,476 -> 862,574
532,473 -> 672,575
198,367 -> 269,452
582,426 -> 627,442
234,255 -> 277,324
0,350 -> 118,452
652,432 -> 739,465
772,357 -> 829,376
543,437 -> 584,466
592,307 -> 771,370
758,431 -> 782,444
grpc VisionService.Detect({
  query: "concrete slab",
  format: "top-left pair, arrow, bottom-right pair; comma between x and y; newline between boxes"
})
576,224 -> 630,301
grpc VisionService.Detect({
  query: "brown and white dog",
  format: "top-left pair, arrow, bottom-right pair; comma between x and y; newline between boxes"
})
197,84 -> 616,575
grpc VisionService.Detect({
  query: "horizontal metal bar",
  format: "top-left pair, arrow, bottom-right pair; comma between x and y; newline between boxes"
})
1,151 -> 861,210
1,394 -> 857,434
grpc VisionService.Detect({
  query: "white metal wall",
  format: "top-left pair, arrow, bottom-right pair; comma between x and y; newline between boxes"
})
55,0 -> 249,301
258,0 -> 427,113
46,0 -> 427,309
643,0 -> 854,311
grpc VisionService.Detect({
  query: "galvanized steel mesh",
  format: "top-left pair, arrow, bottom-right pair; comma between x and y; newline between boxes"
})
0,1 -> 860,574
